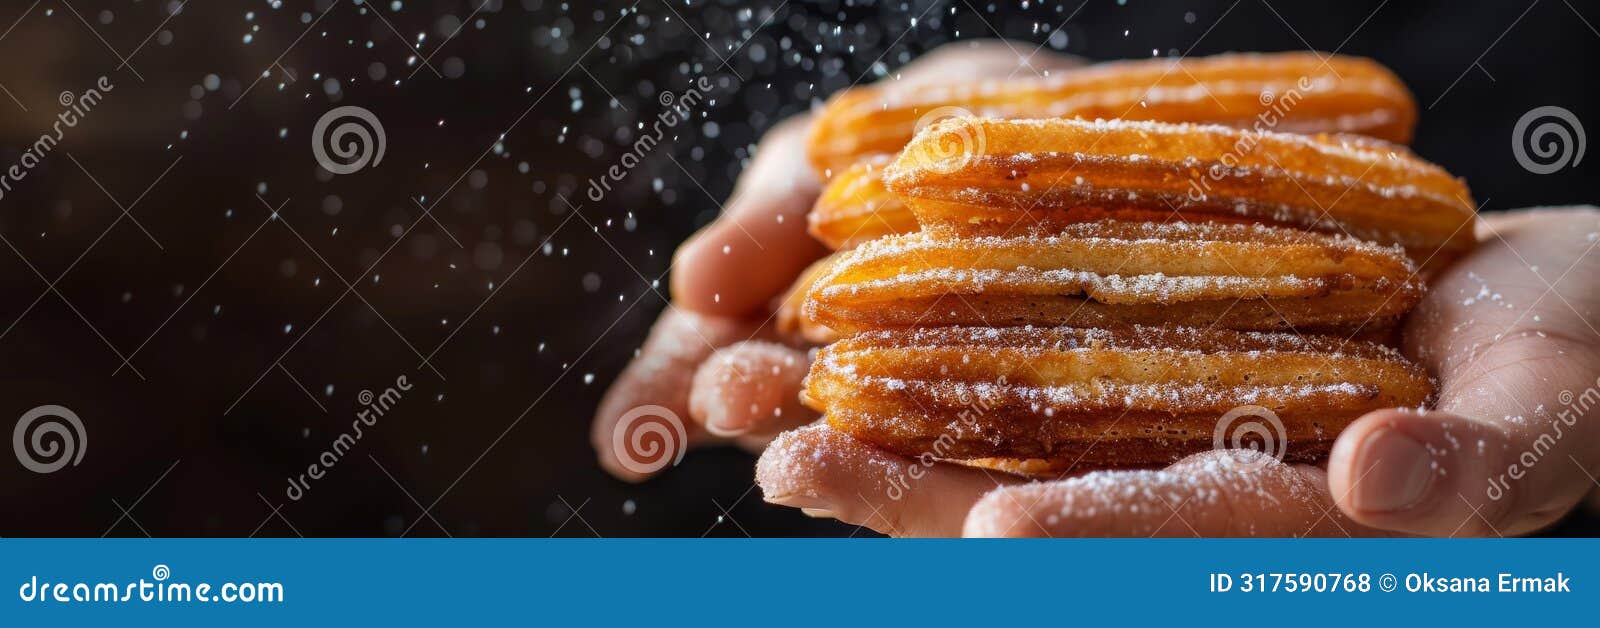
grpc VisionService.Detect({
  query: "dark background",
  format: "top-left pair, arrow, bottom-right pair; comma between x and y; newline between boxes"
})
0,0 -> 1595,537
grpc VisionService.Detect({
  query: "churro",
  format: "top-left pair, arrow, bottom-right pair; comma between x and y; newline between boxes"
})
805,221 -> 1421,334
808,52 -> 1417,176
777,254 -> 844,344
885,117 -> 1476,266
804,325 -> 1433,467
808,155 -> 918,249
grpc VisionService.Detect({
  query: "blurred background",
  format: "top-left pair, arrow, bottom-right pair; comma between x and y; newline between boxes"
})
0,0 -> 1595,537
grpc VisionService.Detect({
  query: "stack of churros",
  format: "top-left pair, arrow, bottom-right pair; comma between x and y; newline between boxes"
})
786,52 -> 1474,472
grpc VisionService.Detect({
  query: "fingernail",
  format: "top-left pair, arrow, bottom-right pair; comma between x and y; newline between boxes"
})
1351,429 -> 1437,513
763,493 -> 828,511
703,413 -> 747,438
799,508 -> 839,520
689,386 -> 747,438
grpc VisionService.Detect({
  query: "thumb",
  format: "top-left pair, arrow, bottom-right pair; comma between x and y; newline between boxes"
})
1329,208 -> 1600,536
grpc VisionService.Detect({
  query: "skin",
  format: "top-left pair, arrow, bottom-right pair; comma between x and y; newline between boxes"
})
592,42 -> 1600,536
592,41 -> 1086,481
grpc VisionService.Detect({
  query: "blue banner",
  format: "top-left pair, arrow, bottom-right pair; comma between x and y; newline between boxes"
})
0,539 -> 1590,625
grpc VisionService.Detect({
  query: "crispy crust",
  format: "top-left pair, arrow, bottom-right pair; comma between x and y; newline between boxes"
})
807,52 -> 1417,175
805,325 -> 1433,467
804,221 -> 1422,334
776,254 -> 844,344
786,54 -> 1455,474
884,117 -> 1477,267
808,155 -> 919,250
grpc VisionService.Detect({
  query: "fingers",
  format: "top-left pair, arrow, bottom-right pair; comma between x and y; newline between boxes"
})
1329,207 -> 1600,536
1330,409 -> 1525,536
756,424 -> 1022,537
687,341 -> 817,440
671,116 -> 829,317
592,308 -> 772,482
965,452 -> 1384,537
670,41 -> 1087,318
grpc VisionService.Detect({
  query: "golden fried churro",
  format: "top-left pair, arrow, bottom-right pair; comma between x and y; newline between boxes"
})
952,457 -> 1076,478
804,221 -> 1421,334
884,117 -> 1477,265
807,52 -> 1417,175
804,325 -> 1433,467
808,155 -> 918,250
776,254 -> 843,344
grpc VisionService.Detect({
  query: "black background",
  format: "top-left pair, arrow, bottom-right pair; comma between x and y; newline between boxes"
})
0,0 -> 1594,537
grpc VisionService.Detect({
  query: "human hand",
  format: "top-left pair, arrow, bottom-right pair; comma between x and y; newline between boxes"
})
592,42 -> 1086,481
755,208 -> 1600,536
